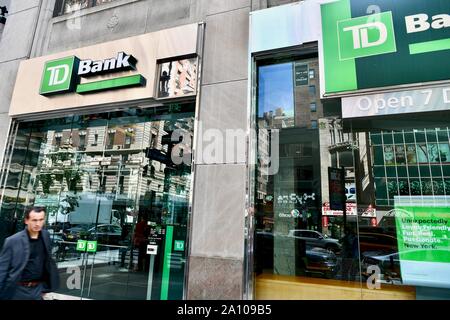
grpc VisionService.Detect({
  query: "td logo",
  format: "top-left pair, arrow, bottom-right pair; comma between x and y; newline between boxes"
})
338,12 -> 397,60
40,56 -> 79,95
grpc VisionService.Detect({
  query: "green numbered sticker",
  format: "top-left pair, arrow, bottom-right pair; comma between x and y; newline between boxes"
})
174,240 -> 185,252
87,241 -> 98,253
76,240 -> 87,252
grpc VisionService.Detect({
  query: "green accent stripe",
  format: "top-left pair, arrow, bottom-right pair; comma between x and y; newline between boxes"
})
409,39 -> 450,55
76,74 -> 146,93
160,226 -> 173,300
321,0 -> 357,94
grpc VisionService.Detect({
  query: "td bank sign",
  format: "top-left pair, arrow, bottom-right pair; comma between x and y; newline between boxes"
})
321,0 -> 450,95
40,52 -> 146,96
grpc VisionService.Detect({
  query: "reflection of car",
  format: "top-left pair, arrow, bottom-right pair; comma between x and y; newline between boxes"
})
358,231 -> 398,254
361,250 -> 401,283
63,224 -> 122,246
63,225 -> 92,242
255,231 -> 338,279
288,229 -> 341,253
87,224 -> 122,245
305,246 -> 338,278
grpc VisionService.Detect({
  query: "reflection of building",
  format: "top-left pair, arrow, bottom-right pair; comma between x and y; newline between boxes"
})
263,108 -> 295,129
368,129 -> 450,223
26,116 -> 193,222
159,59 -> 197,98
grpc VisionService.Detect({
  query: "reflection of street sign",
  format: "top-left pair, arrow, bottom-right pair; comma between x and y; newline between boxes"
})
295,63 -> 309,86
174,240 -> 185,252
328,167 -> 346,210
147,245 -> 158,255
76,240 -> 87,252
87,241 -> 97,253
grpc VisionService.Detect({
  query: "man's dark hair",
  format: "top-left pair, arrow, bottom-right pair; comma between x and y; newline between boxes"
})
24,206 -> 46,220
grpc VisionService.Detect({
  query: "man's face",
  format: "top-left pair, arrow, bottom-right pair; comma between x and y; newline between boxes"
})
25,210 -> 46,233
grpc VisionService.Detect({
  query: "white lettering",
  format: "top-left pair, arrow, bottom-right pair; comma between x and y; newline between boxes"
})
343,22 -> 388,49
78,59 -> 92,75
47,65 -> 69,86
421,89 -> 433,105
66,267 -> 81,290
366,265 -> 381,290
358,97 -> 372,111
430,14 -> 450,30
374,98 -> 386,113
103,58 -> 116,71
405,14 -> 430,33
116,52 -> 131,68
405,13 -> 449,33
91,61 -> 103,73
400,95 -> 413,108
387,97 -> 399,108
77,52 -> 134,76
443,88 -> 450,104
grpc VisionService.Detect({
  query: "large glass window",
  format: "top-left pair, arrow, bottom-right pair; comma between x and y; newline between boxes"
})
0,104 -> 195,300
252,54 -> 450,300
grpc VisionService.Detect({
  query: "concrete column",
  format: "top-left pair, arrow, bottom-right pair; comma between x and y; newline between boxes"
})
0,0 -> 43,163
187,1 -> 251,300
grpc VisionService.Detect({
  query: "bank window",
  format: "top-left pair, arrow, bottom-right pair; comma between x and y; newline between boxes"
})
254,54 -> 450,301
310,103 -> 317,112
0,104 -> 196,300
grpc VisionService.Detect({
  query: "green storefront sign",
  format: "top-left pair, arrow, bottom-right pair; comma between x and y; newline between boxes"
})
395,205 -> 450,263
39,52 -> 146,96
393,197 -> 450,288
320,0 -> 450,94
40,56 -> 79,95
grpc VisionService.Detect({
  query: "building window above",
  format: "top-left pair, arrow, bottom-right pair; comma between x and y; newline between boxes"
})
53,0 -> 118,17
0,6 -> 7,40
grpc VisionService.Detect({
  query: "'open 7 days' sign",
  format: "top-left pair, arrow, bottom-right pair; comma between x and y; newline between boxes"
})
320,0 -> 450,95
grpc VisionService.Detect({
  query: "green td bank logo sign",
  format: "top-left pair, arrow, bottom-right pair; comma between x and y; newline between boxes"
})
338,12 -> 396,60
40,56 -> 78,95
40,52 -> 146,96
321,0 -> 450,95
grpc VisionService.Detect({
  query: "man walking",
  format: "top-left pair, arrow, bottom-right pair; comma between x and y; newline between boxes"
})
0,207 -> 59,300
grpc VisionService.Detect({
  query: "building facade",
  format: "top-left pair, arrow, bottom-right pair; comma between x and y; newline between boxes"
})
0,0 -> 449,300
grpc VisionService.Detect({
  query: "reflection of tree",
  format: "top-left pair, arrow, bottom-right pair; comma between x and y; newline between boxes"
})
39,174 -> 53,194
58,194 -> 80,215
38,169 -> 81,194
64,170 -> 81,192
410,181 -> 422,195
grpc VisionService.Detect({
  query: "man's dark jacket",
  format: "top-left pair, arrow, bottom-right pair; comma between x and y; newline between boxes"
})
0,229 -> 59,299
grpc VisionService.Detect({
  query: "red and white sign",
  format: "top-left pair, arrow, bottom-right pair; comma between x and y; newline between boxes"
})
322,202 -> 376,217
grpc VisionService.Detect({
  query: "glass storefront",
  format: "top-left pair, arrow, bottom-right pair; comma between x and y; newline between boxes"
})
252,52 -> 450,299
0,103 -> 195,300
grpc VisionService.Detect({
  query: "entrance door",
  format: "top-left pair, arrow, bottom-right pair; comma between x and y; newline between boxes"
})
0,104 -> 195,300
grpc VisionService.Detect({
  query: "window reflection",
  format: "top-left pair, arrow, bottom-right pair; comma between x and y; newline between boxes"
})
0,104 -> 195,300
157,58 -> 197,98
